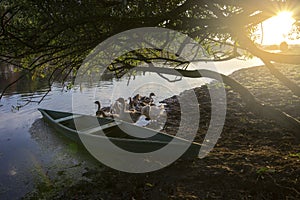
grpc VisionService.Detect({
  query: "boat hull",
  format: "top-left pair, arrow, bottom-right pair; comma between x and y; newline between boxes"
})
38,108 -> 201,159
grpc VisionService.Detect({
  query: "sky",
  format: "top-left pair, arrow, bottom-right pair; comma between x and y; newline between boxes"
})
256,11 -> 300,45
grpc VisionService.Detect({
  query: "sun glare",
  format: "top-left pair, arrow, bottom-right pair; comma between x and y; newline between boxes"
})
261,11 -> 295,45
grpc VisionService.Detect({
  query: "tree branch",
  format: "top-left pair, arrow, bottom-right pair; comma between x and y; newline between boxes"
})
128,66 -> 300,135
235,32 -> 300,97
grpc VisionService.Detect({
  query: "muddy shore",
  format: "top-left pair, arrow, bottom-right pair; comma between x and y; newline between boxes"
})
25,64 -> 300,199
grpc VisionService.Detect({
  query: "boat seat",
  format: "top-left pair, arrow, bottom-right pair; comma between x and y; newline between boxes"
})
80,121 -> 121,135
54,114 -> 82,123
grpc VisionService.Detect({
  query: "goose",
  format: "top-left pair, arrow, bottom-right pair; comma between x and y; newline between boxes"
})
133,94 -> 141,102
128,97 -> 135,111
116,97 -> 132,111
94,101 -> 111,117
110,99 -> 122,114
139,92 -> 156,106
141,104 -> 165,121
129,96 -> 142,111
141,105 -> 151,120
134,115 -> 151,127
110,97 -> 133,114
114,98 -> 141,123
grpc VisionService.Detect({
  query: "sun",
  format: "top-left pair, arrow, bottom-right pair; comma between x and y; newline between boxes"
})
260,11 -> 295,45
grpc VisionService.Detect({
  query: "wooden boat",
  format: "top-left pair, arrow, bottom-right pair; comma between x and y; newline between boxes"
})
38,108 -> 201,159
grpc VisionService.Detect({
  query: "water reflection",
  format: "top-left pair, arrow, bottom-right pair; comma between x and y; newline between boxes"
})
0,64 -> 50,95
30,118 -> 100,170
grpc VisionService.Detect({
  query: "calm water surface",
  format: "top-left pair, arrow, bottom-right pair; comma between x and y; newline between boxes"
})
0,58 -> 263,199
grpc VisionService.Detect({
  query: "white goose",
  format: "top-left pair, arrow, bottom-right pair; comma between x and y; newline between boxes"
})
114,98 -> 141,123
141,104 -> 165,120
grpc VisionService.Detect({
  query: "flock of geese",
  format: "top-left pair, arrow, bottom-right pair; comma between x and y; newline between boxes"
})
94,93 -> 166,125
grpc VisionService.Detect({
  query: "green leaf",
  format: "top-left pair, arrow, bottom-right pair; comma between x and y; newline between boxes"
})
289,153 -> 300,159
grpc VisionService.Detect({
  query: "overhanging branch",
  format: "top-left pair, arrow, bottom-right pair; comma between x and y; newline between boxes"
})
235,32 -> 300,97
129,66 -> 300,135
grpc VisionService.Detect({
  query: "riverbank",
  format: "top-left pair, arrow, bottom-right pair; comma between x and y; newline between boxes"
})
25,64 -> 300,199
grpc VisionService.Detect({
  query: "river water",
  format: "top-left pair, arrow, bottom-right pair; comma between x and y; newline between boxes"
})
0,58 -> 263,199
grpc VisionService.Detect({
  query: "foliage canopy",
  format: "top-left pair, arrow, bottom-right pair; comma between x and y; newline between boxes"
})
0,0 -> 300,93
